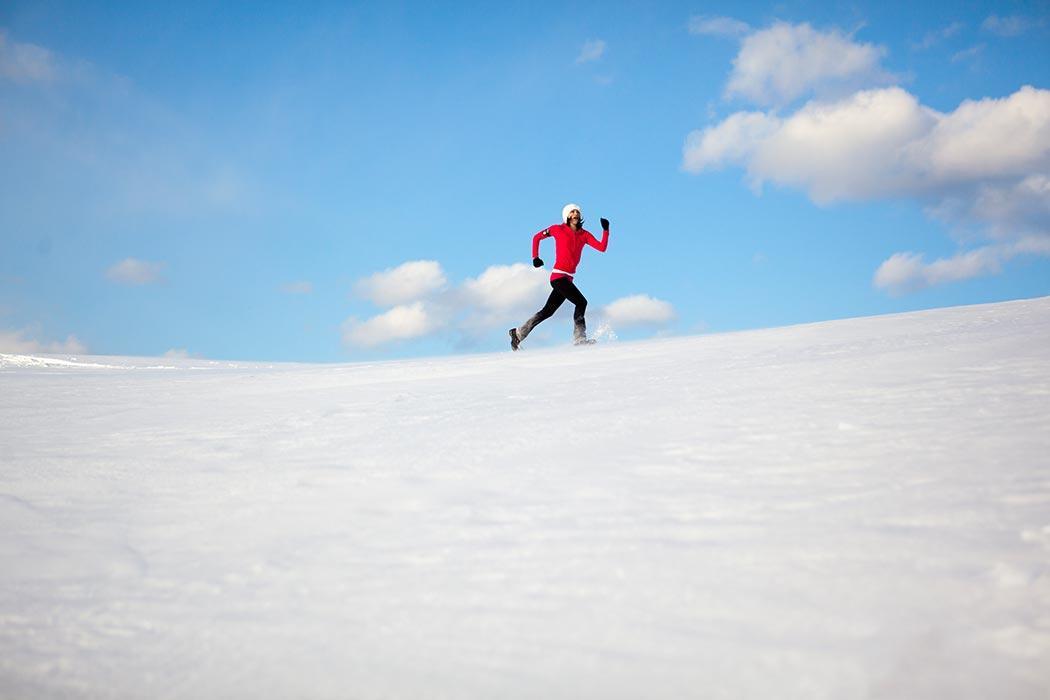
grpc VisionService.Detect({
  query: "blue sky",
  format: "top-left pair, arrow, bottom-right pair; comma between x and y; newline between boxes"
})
2,0 -> 1048,361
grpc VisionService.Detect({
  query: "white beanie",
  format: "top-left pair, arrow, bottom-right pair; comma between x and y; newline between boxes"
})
562,203 -> 582,223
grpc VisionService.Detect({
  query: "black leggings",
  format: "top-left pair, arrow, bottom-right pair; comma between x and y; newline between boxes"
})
517,277 -> 588,341
538,277 -> 588,325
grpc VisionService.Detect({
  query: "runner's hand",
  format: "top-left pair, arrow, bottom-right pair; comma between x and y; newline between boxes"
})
600,218 -> 610,231
533,257 -> 544,268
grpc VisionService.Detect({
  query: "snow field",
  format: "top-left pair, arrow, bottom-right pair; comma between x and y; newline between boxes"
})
2,297 -> 1049,698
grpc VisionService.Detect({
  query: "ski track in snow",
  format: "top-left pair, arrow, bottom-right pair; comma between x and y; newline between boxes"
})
2,298 -> 1050,699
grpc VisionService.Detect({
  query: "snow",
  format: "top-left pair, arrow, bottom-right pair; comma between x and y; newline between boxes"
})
2,297 -> 1049,699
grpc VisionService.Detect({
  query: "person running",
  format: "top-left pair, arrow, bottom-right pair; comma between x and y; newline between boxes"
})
509,203 -> 609,350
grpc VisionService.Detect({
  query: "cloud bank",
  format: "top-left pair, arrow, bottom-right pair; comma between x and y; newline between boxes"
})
342,260 -> 675,350
353,260 -> 447,307
874,235 -> 1050,295
342,302 -> 440,348
343,261 -> 546,350
685,86 -> 1050,203
460,263 -> 549,315
0,328 -> 86,354
685,19 -> 1050,293
602,295 -> 677,327
726,22 -> 894,106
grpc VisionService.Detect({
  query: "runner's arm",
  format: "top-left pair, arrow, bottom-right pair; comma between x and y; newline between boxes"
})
532,228 -> 552,259
586,228 -> 609,253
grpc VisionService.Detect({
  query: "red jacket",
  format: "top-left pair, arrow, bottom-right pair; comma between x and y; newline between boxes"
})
532,224 -> 609,280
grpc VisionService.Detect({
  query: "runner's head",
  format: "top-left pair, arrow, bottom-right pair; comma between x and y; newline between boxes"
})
562,203 -> 583,228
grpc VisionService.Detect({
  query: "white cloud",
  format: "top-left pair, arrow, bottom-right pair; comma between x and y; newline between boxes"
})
602,295 -> 676,327
342,302 -> 439,348
105,258 -> 166,285
455,263 -> 551,340
726,22 -> 894,106
455,264 -> 550,340
965,176 -> 1050,238
460,263 -> 549,315
280,281 -> 314,294
981,15 -> 1036,37
684,86 -> 1050,203
685,85 -> 1050,292
576,39 -> 606,64
682,111 -> 780,175
914,87 -> 1050,183
347,261 -> 544,350
685,87 -> 939,201
353,260 -> 447,307
1013,235 -> 1050,256
0,328 -> 86,354
344,260 -> 675,350
899,237 -> 1050,296
0,30 -> 57,83
873,244 -> 1026,295
689,16 -> 751,38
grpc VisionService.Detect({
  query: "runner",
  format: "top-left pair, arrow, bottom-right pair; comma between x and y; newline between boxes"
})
510,203 -> 609,349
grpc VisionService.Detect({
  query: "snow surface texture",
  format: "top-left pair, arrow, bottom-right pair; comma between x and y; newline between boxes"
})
2,298 -> 1049,699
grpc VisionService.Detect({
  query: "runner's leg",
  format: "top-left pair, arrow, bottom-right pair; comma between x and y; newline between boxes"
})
553,278 -> 588,342
515,283 -> 567,342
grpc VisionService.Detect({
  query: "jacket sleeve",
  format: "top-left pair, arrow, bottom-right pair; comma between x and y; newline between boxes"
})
586,229 -> 609,253
532,227 -> 552,259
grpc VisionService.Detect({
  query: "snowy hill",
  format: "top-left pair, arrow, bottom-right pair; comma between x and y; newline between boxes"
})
2,297 -> 1049,699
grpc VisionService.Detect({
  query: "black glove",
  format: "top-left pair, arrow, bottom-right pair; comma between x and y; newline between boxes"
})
600,217 -> 610,231
533,257 -> 544,268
